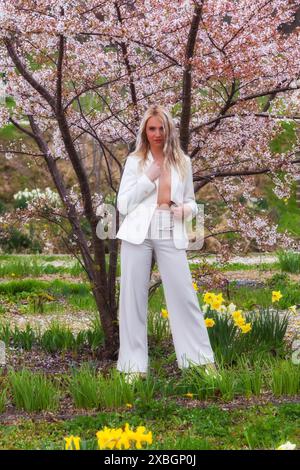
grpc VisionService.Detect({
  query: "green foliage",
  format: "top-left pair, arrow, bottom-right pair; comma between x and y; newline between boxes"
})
0,401 -> 298,450
270,361 -> 300,396
179,354 -> 300,404
277,250 -> 300,274
0,122 -> 21,140
270,121 -> 298,154
263,179 -> 300,236
67,364 -> 134,409
40,322 -> 77,353
85,315 -> 105,350
8,368 -> 60,412
13,195 -> 29,210
147,310 -> 170,345
227,282 -> 300,310
0,319 -> 104,353
0,256 -> 84,277
0,322 -> 37,350
204,307 -> 288,365
0,199 -> 6,214
0,227 -> 42,253
0,279 -> 51,295
0,387 -> 8,413
265,271 -> 290,288
11,323 -> 36,350
67,364 -> 103,409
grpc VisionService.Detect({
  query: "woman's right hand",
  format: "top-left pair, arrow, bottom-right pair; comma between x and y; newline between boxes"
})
145,161 -> 162,182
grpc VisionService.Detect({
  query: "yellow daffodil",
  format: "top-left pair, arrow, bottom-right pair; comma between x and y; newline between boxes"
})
203,292 -> 225,311
124,423 -> 152,449
192,282 -> 199,291
64,435 -> 81,450
215,293 -> 224,303
184,392 -> 194,398
205,318 -> 215,328
234,316 -> 246,327
133,426 -> 153,450
216,305 -> 227,314
97,426 -> 127,450
96,424 -> 152,450
240,323 -> 252,334
211,299 -> 222,311
272,290 -> 283,303
232,310 -> 243,320
161,308 -> 168,318
126,403 -> 133,408
123,423 -> 137,440
203,292 -> 214,304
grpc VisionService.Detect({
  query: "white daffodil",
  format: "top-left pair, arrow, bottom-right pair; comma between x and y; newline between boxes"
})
276,441 -> 296,450
202,304 -> 210,314
227,303 -> 236,314
288,305 -> 297,315
216,305 -> 227,314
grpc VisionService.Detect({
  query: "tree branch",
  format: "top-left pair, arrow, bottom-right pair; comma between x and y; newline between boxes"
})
4,38 -> 56,109
179,2 -> 203,152
193,154 -> 300,192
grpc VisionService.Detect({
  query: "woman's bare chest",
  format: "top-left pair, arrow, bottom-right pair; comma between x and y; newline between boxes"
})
159,166 -> 171,188
157,165 -> 171,204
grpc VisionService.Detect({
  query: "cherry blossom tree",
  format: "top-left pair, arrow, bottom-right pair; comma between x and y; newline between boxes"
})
0,0 -> 300,359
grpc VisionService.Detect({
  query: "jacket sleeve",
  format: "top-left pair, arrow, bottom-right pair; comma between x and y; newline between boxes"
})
183,157 -> 198,218
117,156 -> 157,215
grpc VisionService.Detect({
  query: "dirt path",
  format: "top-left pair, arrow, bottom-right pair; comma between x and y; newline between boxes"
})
224,270 -> 300,283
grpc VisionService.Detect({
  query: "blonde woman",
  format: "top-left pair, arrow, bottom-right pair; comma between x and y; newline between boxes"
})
116,104 -> 217,383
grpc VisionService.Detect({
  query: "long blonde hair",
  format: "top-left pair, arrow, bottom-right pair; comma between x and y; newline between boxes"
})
131,104 -> 188,180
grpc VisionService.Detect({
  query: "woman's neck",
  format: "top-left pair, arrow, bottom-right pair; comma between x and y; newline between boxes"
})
150,148 -> 165,162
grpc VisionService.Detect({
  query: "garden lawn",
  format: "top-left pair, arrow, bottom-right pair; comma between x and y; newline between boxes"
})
0,402 -> 299,450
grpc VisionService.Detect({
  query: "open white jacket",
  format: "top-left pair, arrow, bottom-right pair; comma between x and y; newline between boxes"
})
116,149 -> 198,249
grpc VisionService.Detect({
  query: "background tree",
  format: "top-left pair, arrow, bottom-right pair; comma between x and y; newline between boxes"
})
0,0 -> 299,359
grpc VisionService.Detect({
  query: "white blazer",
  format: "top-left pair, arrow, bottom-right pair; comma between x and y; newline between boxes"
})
116,149 -> 198,249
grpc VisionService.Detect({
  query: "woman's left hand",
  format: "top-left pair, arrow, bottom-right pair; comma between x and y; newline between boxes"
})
170,203 -> 192,220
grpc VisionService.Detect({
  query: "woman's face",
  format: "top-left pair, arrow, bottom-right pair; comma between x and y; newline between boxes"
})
145,116 -> 165,148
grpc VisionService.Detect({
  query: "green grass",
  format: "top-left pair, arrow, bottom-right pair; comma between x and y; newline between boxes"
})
0,277 -> 293,365
0,387 -> 7,413
178,356 -> 300,401
264,180 -> 300,237
148,284 -> 165,312
0,402 -> 298,449
0,278 -> 98,315
0,257 -> 83,277
0,318 -> 105,352
222,282 -> 300,310
0,278 -> 56,295
270,360 -> 300,396
67,365 -> 143,409
8,369 -> 60,412
277,250 -> 300,274
40,322 -> 79,353
0,254 -> 121,278
1,255 -> 298,319
220,262 -> 279,272
0,123 -> 24,140
1,355 -> 299,414
188,261 -> 280,272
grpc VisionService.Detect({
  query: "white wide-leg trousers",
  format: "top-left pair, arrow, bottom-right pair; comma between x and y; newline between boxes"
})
116,209 -> 215,373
